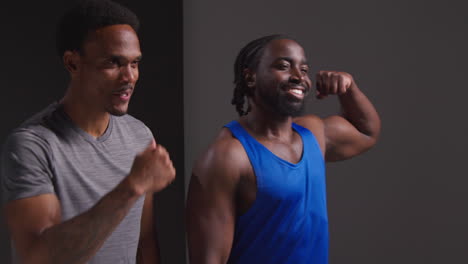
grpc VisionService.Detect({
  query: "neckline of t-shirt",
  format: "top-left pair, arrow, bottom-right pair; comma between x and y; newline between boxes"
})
54,102 -> 114,144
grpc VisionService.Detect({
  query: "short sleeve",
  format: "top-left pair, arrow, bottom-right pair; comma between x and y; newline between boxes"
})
144,125 -> 154,142
1,129 -> 55,203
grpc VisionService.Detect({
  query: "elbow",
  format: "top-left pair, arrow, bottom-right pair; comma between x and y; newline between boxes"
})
367,133 -> 380,149
360,133 -> 379,154
362,119 -> 381,149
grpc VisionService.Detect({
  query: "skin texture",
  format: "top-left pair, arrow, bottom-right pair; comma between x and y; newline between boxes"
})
186,39 -> 381,264
5,25 -> 175,264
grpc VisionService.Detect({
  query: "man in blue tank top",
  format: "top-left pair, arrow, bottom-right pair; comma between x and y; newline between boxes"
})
186,35 -> 381,263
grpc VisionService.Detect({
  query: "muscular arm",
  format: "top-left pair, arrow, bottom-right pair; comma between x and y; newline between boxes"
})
6,179 -> 141,264
297,71 -> 381,162
186,136 -> 241,264
137,192 -> 160,264
325,79 -> 381,161
5,140 -> 175,264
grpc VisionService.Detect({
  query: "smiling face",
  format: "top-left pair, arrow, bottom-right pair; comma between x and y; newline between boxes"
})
73,24 -> 142,116
251,39 -> 312,117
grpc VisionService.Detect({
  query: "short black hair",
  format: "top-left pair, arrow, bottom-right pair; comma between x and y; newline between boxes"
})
231,34 -> 288,116
56,0 -> 140,57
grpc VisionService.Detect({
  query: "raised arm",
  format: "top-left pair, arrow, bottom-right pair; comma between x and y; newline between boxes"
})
319,71 -> 381,161
186,137 -> 243,264
4,140 -> 174,264
296,71 -> 381,162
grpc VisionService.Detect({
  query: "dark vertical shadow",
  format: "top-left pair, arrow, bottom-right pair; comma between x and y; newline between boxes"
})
120,1 -> 186,263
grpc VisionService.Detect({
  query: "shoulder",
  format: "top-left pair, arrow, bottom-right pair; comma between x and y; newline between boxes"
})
114,114 -> 148,130
4,118 -> 56,156
294,114 -> 323,130
5,127 -> 48,148
2,127 -> 54,174
13,103 -> 63,141
9,102 -> 82,147
294,114 -> 326,150
192,127 -> 249,186
115,113 -> 145,126
113,114 -> 153,140
19,103 -> 59,127
194,127 -> 249,173
1,104 -> 76,175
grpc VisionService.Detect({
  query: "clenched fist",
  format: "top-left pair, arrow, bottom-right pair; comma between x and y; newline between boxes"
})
127,139 -> 176,195
316,71 -> 355,99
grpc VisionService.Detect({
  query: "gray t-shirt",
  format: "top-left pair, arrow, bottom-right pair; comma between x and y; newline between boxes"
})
1,103 -> 153,263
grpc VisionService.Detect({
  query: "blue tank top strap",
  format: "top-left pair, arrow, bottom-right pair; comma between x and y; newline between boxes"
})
224,120 -> 262,164
224,120 -> 247,140
292,122 -> 323,163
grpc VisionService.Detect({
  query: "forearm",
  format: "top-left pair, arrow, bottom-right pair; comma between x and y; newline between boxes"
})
338,82 -> 381,139
30,178 -> 142,264
136,236 -> 160,264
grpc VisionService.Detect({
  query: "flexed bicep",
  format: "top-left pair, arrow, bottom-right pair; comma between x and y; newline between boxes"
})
324,115 -> 377,162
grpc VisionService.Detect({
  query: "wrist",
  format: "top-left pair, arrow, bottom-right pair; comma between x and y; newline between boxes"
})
339,80 -> 359,99
120,174 -> 146,198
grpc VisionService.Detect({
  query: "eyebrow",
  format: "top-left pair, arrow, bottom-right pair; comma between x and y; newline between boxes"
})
276,57 -> 308,65
105,54 -> 143,61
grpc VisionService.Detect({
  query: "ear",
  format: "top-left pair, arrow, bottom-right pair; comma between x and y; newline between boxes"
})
243,68 -> 256,88
63,51 -> 80,74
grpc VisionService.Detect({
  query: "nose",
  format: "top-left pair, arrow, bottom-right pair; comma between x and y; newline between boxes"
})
289,67 -> 305,84
120,64 -> 138,83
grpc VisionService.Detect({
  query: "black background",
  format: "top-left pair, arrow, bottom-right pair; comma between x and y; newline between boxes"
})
1,1 -> 184,263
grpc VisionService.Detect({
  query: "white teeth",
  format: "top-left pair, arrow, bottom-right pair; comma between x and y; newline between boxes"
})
291,89 -> 303,95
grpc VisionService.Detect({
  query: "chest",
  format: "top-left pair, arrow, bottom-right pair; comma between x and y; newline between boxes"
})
47,137 -> 147,219
255,133 -> 304,164
236,136 -> 326,216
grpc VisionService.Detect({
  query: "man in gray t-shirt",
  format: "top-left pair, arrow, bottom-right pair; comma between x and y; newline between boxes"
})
1,1 -> 175,263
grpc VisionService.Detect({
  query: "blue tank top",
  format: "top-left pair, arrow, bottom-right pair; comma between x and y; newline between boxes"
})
225,120 -> 328,264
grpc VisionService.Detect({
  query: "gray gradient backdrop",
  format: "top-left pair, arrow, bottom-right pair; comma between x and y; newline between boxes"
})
184,0 -> 467,263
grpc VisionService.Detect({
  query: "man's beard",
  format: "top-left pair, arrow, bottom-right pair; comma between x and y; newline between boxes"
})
261,88 -> 306,117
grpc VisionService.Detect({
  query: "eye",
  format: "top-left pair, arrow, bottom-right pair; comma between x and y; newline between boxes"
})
301,67 -> 309,74
276,63 -> 290,70
130,60 -> 140,68
105,58 -> 120,68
